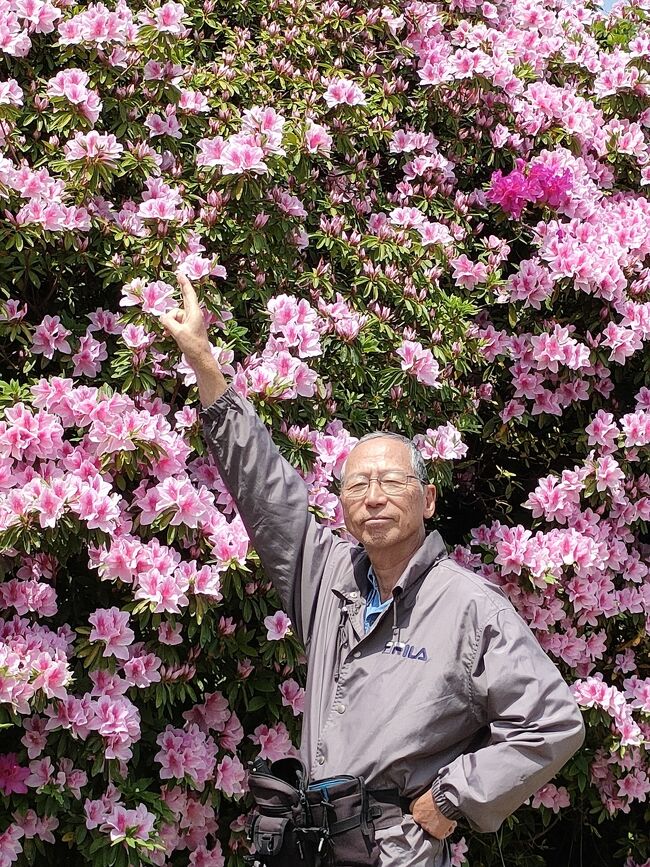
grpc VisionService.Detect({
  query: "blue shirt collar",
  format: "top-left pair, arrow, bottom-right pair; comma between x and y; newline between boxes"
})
364,567 -> 392,632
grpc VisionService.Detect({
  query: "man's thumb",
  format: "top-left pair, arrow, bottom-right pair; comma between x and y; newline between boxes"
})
160,309 -> 183,337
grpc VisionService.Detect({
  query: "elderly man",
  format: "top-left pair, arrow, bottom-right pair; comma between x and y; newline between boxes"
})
161,276 -> 585,866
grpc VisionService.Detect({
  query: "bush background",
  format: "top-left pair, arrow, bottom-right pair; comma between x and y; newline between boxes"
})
0,0 -> 648,864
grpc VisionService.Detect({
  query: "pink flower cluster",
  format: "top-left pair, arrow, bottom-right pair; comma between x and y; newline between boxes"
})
414,423 -> 468,462
197,106 -> 286,176
0,615 -> 72,712
155,723 -> 217,790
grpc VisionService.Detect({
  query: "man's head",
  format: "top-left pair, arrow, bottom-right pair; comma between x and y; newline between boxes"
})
340,433 -> 436,557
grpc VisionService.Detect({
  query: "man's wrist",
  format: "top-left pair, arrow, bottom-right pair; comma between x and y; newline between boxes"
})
184,344 -> 216,369
431,777 -> 463,821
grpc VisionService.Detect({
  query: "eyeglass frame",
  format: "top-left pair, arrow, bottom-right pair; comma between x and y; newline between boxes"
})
340,472 -> 426,500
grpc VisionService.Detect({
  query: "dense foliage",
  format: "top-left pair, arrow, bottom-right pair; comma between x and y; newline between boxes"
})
0,0 -> 649,864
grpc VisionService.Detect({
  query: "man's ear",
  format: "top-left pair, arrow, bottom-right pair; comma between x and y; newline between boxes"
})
424,484 -> 436,519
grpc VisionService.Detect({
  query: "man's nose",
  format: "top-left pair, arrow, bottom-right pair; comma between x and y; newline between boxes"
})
364,478 -> 387,505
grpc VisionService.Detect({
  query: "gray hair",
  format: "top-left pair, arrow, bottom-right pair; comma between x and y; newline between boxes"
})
340,431 -> 428,486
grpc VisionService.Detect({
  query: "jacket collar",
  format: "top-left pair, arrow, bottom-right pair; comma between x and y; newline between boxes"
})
333,531 -> 447,602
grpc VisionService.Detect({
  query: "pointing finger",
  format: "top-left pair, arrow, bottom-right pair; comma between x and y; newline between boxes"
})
175,270 -> 200,313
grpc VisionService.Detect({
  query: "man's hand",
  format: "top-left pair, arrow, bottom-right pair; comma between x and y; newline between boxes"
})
159,272 -> 212,363
409,790 -> 457,840
160,273 -> 228,407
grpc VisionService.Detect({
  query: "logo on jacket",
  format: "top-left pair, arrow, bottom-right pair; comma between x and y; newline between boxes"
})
383,641 -> 428,662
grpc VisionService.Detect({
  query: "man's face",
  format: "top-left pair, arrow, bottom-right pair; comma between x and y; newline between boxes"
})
340,437 -> 436,552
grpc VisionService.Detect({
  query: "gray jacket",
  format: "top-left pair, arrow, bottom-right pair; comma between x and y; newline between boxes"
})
202,388 -> 585,866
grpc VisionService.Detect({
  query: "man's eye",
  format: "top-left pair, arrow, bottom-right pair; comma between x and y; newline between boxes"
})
348,482 -> 368,493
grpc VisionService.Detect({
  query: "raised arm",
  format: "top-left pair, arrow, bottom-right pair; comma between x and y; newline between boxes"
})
161,275 -> 346,643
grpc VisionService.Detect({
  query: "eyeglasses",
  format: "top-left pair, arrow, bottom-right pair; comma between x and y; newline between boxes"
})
341,473 -> 424,500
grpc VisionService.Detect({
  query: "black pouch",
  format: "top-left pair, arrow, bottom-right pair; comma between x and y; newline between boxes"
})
247,758 -> 326,867
247,761 -> 381,867
307,776 -> 381,867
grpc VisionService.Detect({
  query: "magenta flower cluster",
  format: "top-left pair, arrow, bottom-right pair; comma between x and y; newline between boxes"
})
487,159 -> 574,220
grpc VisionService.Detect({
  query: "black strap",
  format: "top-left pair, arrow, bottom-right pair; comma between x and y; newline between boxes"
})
369,788 -> 412,814
330,813 -> 363,835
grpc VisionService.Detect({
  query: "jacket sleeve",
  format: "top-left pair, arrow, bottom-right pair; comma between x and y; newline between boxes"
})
431,606 -> 585,833
200,386 -> 345,644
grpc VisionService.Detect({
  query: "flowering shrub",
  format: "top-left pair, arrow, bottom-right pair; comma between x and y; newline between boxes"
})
0,0 -> 649,864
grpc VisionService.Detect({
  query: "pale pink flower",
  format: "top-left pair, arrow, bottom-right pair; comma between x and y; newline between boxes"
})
414,423 -> 467,461
101,804 -> 156,843
0,755 -> 29,795
279,679 -> 305,716
214,755 -> 246,797
31,316 -> 72,358
0,825 -> 23,866
323,78 -> 366,108
250,722 -> 295,762
158,621 -> 183,645
189,842 -> 226,867
304,119 -> 333,155
88,695 -> 141,762
123,652 -> 162,688
417,221 -> 453,247
26,757 -> 53,790
155,724 -> 217,790
450,254 -> 488,290
396,340 -> 441,388
216,139 -> 268,175
264,610 -> 291,641
151,1 -> 187,35
63,131 -> 123,166
450,837 -> 469,866
71,332 -> 107,378
531,784 -> 570,812
21,716 -> 48,759
0,80 -> 23,106
88,607 -> 135,660
196,136 -> 226,166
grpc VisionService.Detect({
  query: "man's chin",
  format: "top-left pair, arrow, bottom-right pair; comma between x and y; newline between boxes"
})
360,522 -> 395,544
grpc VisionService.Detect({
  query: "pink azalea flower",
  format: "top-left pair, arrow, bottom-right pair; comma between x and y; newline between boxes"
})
0,755 -> 30,795
531,784 -> 571,812
158,621 -> 183,645
450,254 -> 488,291
88,607 -> 135,660
304,119 -> 332,155
249,722 -> 295,762
151,0 -> 187,35
63,131 -> 123,166
101,804 -> 156,843
154,724 -> 216,790
264,610 -> 291,641
279,679 -> 305,716
414,423 -> 467,461
323,78 -> 366,108
396,340 -> 441,387
31,316 -> 72,359
216,139 -> 268,175
450,837 -> 469,866
214,755 -> 246,797
0,825 -> 23,866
